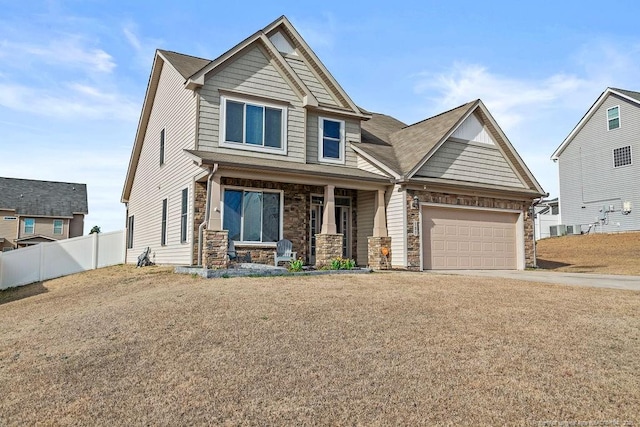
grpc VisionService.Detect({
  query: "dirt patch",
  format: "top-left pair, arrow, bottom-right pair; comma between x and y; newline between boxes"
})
537,232 -> 640,275
1,265 -> 639,425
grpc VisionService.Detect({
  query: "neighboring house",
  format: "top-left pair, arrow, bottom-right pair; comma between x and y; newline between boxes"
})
552,88 -> 640,233
0,177 -> 88,250
534,198 -> 560,240
122,16 -> 545,271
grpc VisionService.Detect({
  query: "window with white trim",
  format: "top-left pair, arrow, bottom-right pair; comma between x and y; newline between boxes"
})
220,96 -> 286,152
223,189 -> 282,243
318,117 -> 345,164
613,146 -> 632,168
160,128 -> 165,166
161,198 -> 167,246
53,219 -> 63,235
24,218 -> 35,234
607,106 -> 620,130
127,216 -> 134,249
180,188 -> 188,243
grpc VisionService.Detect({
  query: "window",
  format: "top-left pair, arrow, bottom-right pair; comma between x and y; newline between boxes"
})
53,219 -> 63,235
24,218 -> 35,234
127,216 -> 134,249
180,188 -> 188,243
318,117 -> 345,163
613,146 -> 632,168
220,96 -> 286,151
607,106 -> 620,130
223,189 -> 281,243
161,199 -> 167,246
160,128 -> 165,165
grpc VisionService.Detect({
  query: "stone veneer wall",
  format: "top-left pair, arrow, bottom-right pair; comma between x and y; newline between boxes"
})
406,189 -> 535,270
192,181 -> 207,265
203,229 -> 228,269
367,236 -> 392,270
315,234 -> 344,267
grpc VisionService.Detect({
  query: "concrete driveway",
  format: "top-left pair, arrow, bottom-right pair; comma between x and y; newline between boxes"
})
429,270 -> 640,291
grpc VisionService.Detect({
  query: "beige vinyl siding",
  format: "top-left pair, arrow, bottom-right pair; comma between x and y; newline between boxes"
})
69,214 -> 84,238
285,57 -> 338,106
386,184 -> 406,267
356,190 -> 375,265
198,46 -> 305,163
18,217 -> 69,240
558,93 -> 640,232
356,156 -> 389,176
306,112 -> 360,167
417,139 -> 524,188
126,59 -> 201,265
0,210 -> 19,243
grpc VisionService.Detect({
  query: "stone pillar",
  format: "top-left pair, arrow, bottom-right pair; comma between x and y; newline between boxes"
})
203,229 -> 228,269
208,174 -> 222,230
315,233 -> 343,267
372,189 -> 388,237
368,236 -> 392,270
321,184 -> 336,234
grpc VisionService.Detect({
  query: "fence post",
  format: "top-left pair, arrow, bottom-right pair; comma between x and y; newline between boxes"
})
0,252 -> 3,289
92,232 -> 99,270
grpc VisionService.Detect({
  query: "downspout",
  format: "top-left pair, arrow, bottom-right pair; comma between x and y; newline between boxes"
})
197,164 -> 218,266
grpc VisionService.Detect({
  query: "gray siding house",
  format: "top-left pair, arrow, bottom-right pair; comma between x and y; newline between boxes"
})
122,16 -> 545,271
552,88 -> 640,233
0,177 -> 88,250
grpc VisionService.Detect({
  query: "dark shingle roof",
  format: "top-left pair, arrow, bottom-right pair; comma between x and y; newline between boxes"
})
158,50 -> 211,79
611,87 -> 640,103
357,113 -> 407,174
0,177 -> 88,217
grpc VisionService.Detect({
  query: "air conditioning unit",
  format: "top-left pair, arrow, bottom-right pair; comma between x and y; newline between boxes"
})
566,225 -> 581,235
550,224 -> 567,237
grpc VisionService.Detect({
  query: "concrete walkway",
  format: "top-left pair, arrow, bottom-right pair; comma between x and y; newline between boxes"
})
428,270 -> 640,291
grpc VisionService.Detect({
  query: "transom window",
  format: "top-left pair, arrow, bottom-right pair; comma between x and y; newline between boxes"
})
221,96 -> 286,152
613,146 -> 632,168
53,219 -> 63,235
318,117 -> 345,164
607,106 -> 620,130
24,218 -> 35,234
223,189 -> 282,243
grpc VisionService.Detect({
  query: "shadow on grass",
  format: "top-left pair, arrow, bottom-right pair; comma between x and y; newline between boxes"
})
537,259 -> 572,270
0,282 -> 48,305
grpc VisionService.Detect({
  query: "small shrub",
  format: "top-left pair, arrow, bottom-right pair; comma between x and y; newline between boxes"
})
288,258 -> 304,272
330,258 -> 342,270
328,257 -> 356,270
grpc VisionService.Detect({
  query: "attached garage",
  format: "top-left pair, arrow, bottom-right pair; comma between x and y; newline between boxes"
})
421,206 -> 522,270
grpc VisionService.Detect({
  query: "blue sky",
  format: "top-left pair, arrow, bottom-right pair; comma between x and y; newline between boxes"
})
2,1 -> 640,232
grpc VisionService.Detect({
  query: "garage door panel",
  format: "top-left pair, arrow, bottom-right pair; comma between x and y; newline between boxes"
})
423,207 -> 518,270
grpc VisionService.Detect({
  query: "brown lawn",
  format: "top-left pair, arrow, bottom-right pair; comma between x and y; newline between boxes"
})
537,232 -> 640,275
1,265 -> 639,426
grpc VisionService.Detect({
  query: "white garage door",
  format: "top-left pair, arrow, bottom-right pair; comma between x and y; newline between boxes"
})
422,207 -> 518,270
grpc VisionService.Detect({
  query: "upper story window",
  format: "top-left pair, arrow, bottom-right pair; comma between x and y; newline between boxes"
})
160,128 -> 165,166
53,219 -> 63,235
24,218 -> 35,234
220,96 -> 287,153
613,146 -> 632,168
318,117 -> 345,164
607,106 -> 620,130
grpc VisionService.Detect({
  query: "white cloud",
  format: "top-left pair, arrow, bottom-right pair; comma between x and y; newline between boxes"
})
121,21 -> 162,69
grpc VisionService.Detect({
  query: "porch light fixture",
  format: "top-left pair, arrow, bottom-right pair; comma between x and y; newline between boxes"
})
412,195 -> 419,209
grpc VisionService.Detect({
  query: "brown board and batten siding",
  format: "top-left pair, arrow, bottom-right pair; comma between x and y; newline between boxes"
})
558,93 -> 640,232
386,184 -> 407,267
197,46 -> 306,163
126,58 -> 201,265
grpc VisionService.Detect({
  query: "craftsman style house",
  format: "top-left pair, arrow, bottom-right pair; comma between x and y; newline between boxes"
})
122,16 -> 545,270
552,87 -> 640,233
0,177 -> 88,251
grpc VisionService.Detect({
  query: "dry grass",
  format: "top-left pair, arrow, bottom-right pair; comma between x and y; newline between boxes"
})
537,232 -> 640,275
1,265 -> 639,426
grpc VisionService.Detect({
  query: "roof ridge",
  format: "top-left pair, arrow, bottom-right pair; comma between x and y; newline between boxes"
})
157,49 -> 212,63
403,100 -> 478,129
0,176 -> 86,186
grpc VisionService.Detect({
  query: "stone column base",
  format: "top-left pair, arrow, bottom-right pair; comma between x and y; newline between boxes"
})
204,230 -> 228,269
368,236 -> 392,270
315,234 -> 343,268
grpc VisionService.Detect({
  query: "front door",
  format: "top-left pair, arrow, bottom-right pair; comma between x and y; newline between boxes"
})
309,195 -> 351,263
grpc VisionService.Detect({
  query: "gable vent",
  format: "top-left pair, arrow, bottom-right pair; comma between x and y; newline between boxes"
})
269,31 -> 297,56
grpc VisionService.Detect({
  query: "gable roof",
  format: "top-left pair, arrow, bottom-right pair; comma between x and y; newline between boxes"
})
157,50 -> 210,79
551,87 -> 640,160
0,177 -> 88,217
354,113 -> 407,176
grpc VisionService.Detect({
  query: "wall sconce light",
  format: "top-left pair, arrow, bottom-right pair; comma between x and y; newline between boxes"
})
412,195 -> 419,209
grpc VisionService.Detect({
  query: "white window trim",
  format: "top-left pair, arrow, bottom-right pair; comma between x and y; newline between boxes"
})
613,145 -> 632,168
318,117 -> 346,165
221,185 -> 284,246
219,95 -> 288,155
53,219 -> 64,235
607,105 -> 620,131
24,218 -> 35,234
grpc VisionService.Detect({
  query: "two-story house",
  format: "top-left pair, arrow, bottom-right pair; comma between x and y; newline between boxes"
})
0,177 -> 88,251
122,16 -> 545,270
552,88 -> 640,233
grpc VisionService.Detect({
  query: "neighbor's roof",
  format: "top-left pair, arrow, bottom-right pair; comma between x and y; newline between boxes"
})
0,177 -> 88,217
551,87 -> 640,160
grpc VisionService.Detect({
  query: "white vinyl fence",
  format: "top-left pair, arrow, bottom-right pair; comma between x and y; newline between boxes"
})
0,230 -> 125,290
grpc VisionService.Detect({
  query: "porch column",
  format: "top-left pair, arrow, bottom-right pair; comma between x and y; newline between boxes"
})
321,184 -> 336,234
372,189 -> 388,237
208,174 -> 222,230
